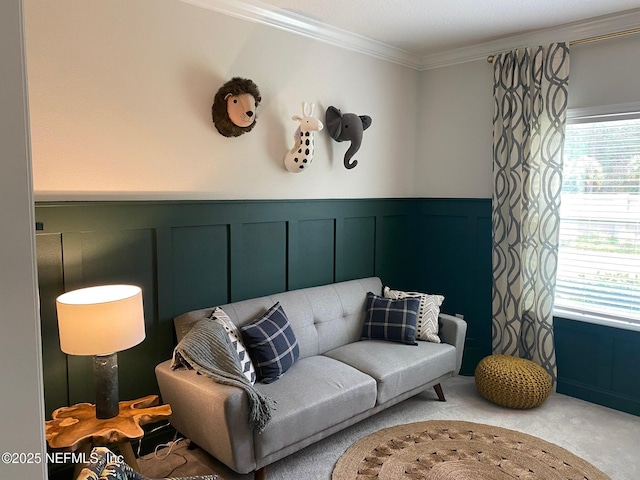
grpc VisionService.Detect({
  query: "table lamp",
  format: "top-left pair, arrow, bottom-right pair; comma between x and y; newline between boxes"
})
56,285 -> 145,419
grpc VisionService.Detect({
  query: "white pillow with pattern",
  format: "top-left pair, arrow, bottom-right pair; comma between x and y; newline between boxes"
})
383,287 -> 444,343
208,307 -> 257,384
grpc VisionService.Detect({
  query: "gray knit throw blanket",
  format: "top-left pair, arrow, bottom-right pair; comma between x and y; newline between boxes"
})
171,318 -> 275,432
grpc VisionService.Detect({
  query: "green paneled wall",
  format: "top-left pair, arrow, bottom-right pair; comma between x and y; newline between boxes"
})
340,216 -> 376,281
555,317 -> 640,416
171,225 -> 229,313
35,198 -> 492,417
413,199 -> 493,371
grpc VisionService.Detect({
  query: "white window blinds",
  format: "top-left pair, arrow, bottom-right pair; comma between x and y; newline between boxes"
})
555,114 -> 640,325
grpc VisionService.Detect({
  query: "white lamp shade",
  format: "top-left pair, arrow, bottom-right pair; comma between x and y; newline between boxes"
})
56,285 -> 145,356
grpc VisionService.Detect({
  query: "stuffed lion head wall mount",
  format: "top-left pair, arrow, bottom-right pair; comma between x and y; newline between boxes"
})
212,77 -> 262,137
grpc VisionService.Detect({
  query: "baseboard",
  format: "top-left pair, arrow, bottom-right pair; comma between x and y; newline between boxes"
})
557,379 -> 640,416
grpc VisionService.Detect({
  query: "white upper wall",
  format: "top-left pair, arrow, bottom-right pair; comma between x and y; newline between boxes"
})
567,34 -> 640,110
24,0 -> 640,201
414,33 -> 640,199
25,0 -> 418,200
415,59 -> 494,198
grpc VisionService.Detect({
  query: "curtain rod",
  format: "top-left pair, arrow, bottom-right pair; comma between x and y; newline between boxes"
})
486,26 -> 640,63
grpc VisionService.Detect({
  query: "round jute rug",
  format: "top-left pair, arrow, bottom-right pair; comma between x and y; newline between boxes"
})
332,420 -> 610,480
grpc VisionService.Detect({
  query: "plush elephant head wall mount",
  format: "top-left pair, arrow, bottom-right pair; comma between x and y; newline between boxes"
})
325,106 -> 372,169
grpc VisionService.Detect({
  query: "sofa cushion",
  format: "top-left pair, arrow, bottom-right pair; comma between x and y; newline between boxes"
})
383,286 -> 444,343
240,302 -> 299,384
209,307 -> 256,384
324,339 -> 457,404
361,292 -> 419,345
174,277 -> 385,359
253,355 -> 376,459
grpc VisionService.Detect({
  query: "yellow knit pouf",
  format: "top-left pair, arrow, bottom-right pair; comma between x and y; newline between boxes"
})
475,354 -> 552,409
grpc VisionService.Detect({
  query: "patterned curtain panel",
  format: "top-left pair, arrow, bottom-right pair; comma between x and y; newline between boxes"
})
491,43 -> 570,385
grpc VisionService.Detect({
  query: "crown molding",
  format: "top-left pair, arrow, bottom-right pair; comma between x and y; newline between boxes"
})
178,0 -> 423,69
419,8 -> 640,70
179,0 -> 640,71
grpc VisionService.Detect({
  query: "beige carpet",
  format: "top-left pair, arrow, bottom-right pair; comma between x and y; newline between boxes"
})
137,377 -> 639,479
332,420 -> 610,480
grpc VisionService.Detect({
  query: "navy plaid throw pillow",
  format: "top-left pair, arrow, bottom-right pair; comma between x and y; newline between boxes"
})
361,292 -> 419,345
240,302 -> 300,383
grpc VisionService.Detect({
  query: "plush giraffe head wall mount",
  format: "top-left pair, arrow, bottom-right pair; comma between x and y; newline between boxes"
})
284,102 -> 324,173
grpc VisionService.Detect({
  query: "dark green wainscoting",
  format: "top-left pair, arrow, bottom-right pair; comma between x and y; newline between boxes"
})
555,317 -> 640,416
35,198 -> 492,418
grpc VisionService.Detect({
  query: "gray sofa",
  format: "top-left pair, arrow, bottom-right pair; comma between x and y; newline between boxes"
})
155,277 -> 467,479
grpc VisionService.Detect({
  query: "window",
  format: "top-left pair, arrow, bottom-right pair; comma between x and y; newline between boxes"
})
555,111 -> 640,328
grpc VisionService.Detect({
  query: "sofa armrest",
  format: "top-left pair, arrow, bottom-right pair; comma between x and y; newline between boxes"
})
155,360 -> 256,474
438,313 -> 467,375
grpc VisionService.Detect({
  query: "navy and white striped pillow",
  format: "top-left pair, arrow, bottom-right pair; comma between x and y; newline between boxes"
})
240,302 -> 299,384
361,292 -> 420,345
208,307 -> 257,384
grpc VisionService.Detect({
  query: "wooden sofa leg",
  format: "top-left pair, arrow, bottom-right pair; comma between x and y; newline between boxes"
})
187,440 -> 199,450
433,383 -> 446,402
254,466 -> 266,480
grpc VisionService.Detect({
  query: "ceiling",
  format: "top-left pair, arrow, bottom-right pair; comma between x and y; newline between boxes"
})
186,0 -> 640,68
252,0 -> 640,56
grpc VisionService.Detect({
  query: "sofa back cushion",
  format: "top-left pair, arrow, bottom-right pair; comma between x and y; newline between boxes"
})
173,277 -> 383,359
